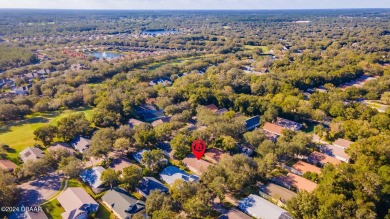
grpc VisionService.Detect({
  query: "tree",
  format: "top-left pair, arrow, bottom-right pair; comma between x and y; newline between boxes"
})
214,135 -> 236,151
101,169 -> 119,189
169,179 -> 198,203
170,134 -> 193,159
114,137 -> 131,154
134,124 -> 156,148
59,156 -> 84,178
0,170 -> 21,209
121,165 -> 142,191
145,190 -> 174,216
57,113 -> 91,141
142,149 -> 165,171
182,187 -> 215,218
33,125 -> 58,146
22,159 -> 51,178
243,129 -> 266,147
87,127 -> 116,161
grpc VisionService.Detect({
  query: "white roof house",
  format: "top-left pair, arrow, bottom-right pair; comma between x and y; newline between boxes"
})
80,166 -> 105,193
159,166 -> 199,185
57,187 -> 99,219
238,194 -> 292,219
19,147 -> 44,162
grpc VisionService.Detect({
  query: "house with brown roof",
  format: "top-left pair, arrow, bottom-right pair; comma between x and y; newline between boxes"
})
217,208 -> 252,219
262,122 -> 285,136
275,117 -> 303,131
48,143 -> 76,155
128,118 -> 145,129
0,159 -> 17,171
204,104 -> 219,112
57,187 -> 99,219
204,148 -> 230,164
308,151 -> 342,167
259,183 -> 297,207
333,138 -> 353,149
182,156 -> 212,175
272,173 -> 317,192
291,161 -> 322,176
19,147 -> 44,163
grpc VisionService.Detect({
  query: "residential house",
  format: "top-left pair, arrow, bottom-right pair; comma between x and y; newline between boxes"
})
237,145 -> 254,157
245,116 -> 261,131
136,177 -> 168,197
24,207 -> 48,219
290,161 -> 322,176
159,166 -> 199,185
48,143 -> 76,155
204,104 -> 219,112
143,110 -> 165,122
332,138 -> 353,149
19,147 -> 44,162
128,118 -> 145,129
217,208 -> 252,219
238,194 -> 292,219
320,138 -> 353,162
71,136 -> 90,153
258,183 -> 297,207
57,187 -> 99,219
308,151 -> 342,167
80,166 -> 106,194
151,116 -> 171,127
0,159 -> 18,171
272,173 -> 317,192
132,149 -> 168,166
156,141 -> 174,158
262,123 -> 285,136
182,156 -> 212,175
204,148 -> 230,164
109,157 -> 134,172
275,117 -> 303,131
101,188 -> 145,219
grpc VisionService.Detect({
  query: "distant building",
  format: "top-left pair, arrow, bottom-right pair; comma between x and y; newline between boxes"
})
215,108 -> 229,115
204,148 -> 230,164
80,166 -> 106,194
204,104 -> 219,112
245,116 -> 261,131
217,208 -> 252,219
275,117 -> 302,131
182,156 -> 212,175
159,166 -> 199,185
308,151 -> 342,167
71,136 -> 90,153
136,177 -> 168,197
19,147 -> 44,163
0,159 -> 17,172
135,104 -> 166,122
101,188 -> 145,219
239,194 -> 292,219
272,173 -> 317,192
151,116 -> 171,127
259,183 -> 297,207
57,187 -> 99,219
109,158 -> 135,172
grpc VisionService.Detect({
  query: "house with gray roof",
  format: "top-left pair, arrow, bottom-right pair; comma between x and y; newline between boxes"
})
217,208 -> 252,219
24,206 -> 48,219
102,188 -> 145,219
239,194 -> 292,219
57,187 -> 99,219
71,136 -> 90,153
19,147 -> 44,163
80,166 -> 106,193
159,166 -> 199,185
259,183 -> 297,207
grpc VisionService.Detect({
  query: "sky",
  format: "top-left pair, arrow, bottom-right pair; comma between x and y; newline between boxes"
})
0,0 -> 389,10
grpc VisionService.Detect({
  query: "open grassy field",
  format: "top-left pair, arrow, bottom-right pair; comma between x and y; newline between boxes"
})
244,45 -> 269,52
0,107 -> 94,163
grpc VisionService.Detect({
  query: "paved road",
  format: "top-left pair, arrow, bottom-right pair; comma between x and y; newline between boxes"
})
8,173 -> 62,219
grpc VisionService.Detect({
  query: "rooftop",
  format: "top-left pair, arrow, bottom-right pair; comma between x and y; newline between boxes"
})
332,138 -> 354,149
292,161 -> 322,175
57,187 -> 98,219
273,173 -> 317,192
137,177 -> 168,197
102,188 -> 145,219
275,117 -> 303,131
80,166 -> 105,189
217,208 -> 252,219
159,166 -> 199,185
204,104 -> 219,112
182,156 -> 212,175
204,148 -> 230,164
308,151 -> 342,166
0,159 -> 18,171
259,183 -> 297,204
263,122 -> 285,136
20,147 -> 44,162
239,194 -> 292,219
321,144 -> 350,162
48,142 -> 76,154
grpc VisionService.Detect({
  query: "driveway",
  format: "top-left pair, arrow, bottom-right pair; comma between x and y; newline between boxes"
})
8,173 -> 62,219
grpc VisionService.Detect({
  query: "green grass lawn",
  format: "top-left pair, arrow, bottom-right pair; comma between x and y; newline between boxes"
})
244,45 -> 269,52
0,107 -> 94,163
41,199 -> 64,219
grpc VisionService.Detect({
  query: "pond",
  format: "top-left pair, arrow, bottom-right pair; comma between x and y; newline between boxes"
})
88,51 -> 121,59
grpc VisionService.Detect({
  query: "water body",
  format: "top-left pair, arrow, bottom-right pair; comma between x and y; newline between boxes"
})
88,51 -> 121,59
142,30 -> 180,35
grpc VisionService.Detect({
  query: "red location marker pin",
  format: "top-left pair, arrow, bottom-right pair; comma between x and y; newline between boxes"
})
191,140 -> 207,160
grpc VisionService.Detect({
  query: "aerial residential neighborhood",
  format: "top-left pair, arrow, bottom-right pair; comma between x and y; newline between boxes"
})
0,2 -> 389,219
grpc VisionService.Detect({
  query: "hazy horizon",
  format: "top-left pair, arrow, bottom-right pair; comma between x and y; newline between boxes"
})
0,0 -> 389,10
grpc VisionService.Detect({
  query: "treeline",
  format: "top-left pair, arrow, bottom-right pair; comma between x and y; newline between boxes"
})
0,45 -> 38,71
